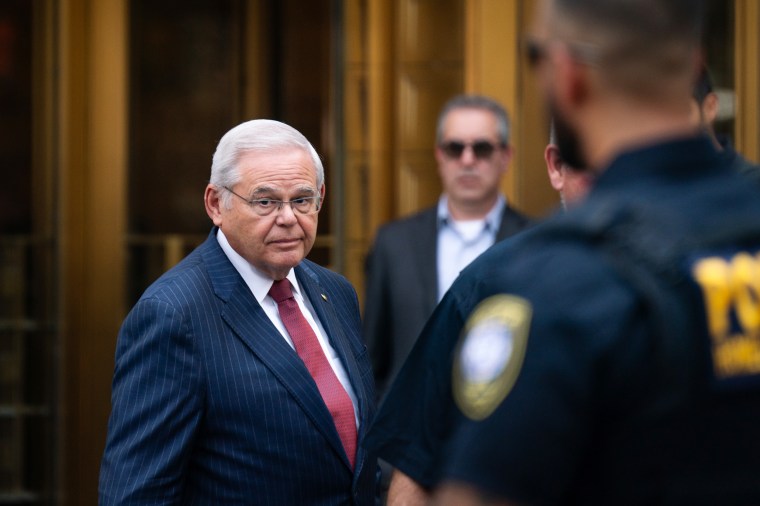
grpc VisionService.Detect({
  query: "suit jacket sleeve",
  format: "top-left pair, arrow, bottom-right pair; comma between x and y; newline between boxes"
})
99,296 -> 203,505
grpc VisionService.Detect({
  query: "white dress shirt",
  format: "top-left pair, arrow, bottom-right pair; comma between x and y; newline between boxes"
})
436,194 -> 505,301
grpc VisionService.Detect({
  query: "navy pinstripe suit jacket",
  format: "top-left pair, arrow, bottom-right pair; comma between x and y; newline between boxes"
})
99,228 -> 378,505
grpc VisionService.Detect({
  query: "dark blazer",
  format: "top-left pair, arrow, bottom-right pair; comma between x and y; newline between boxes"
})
100,228 -> 377,505
363,204 -> 532,396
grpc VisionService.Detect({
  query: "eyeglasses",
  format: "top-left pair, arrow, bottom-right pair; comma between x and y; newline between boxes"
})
223,187 -> 321,216
439,140 -> 503,160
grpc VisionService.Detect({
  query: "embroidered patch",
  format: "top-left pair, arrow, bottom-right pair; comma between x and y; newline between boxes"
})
453,294 -> 532,420
692,250 -> 760,383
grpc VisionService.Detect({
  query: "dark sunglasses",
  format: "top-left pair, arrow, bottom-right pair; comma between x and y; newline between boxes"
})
439,140 -> 502,160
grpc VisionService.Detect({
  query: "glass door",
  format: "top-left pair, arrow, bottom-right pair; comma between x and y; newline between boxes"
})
0,1 -> 57,503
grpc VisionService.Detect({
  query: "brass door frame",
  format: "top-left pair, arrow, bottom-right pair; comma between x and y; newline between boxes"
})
735,0 -> 760,163
58,0 -> 127,502
465,0 -> 553,215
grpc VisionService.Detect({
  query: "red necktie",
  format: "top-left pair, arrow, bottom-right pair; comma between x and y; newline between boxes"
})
269,279 -> 357,468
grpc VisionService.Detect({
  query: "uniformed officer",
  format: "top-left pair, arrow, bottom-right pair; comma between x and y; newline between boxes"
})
428,0 -> 760,504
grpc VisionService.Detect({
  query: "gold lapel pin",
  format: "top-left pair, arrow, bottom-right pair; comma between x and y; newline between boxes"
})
321,293 -> 328,301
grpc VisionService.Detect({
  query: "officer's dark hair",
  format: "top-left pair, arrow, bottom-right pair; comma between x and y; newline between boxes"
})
436,94 -> 511,147
692,63 -> 714,105
548,0 -> 705,99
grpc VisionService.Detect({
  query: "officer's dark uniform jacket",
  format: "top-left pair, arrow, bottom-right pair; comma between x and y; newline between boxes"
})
719,134 -> 760,189
364,136 -> 760,505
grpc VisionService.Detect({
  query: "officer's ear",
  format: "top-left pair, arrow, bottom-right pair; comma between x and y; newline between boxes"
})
701,91 -> 719,126
552,41 -> 591,111
545,144 -> 565,192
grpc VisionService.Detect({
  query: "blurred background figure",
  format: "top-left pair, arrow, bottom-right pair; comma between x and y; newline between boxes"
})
363,94 -> 532,399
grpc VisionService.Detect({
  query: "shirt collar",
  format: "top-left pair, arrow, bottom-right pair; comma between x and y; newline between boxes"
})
216,228 -> 301,303
437,193 -> 506,230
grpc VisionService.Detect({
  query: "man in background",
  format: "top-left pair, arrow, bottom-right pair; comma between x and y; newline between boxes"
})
363,94 -> 532,399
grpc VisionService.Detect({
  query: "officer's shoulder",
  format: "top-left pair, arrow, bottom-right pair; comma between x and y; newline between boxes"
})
497,210 -> 635,288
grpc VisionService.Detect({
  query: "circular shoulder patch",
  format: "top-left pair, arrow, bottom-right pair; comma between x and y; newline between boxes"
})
453,294 -> 532,420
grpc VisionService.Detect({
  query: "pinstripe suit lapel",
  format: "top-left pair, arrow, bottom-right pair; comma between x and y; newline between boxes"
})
202,233 -> 348,466
296,264 -> 365,470
225,282 -> 352,466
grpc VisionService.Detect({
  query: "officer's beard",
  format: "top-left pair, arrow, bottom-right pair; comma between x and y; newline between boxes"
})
550,99 -> 588,171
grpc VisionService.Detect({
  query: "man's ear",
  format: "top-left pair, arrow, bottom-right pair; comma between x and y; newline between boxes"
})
702,92 -> 719,126
205,184 -> 223,226
551,42 -> 590,111
434,144 -> 447,166
497,144 -> 513,175
545,144 -> 565,191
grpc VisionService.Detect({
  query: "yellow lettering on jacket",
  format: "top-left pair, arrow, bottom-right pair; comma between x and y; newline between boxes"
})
693,252 -> 760,378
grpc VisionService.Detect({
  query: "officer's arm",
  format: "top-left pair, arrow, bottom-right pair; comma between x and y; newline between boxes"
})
431,482 -> 523,506
387,469 -> 429,506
